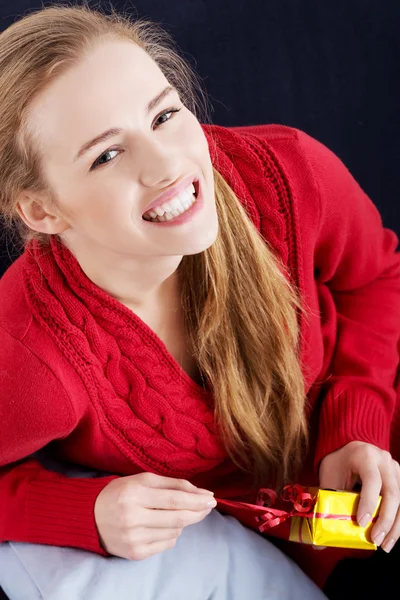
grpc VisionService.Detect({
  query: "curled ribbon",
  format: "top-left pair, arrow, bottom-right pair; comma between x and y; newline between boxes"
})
255,484 -> 316,533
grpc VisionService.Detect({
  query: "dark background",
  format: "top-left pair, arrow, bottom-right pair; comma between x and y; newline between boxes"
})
0,0 -> 399,277
0,2 -> 399,598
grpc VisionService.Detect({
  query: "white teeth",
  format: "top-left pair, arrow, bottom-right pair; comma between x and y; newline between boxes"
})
154,206 -> 165,217
169,196 -> 186,211
142,181 -> 198,222
143,195 -> 196,222
143,183 -> 196,218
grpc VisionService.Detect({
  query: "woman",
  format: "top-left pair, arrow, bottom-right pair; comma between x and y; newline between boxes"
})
0,4 -> 399,599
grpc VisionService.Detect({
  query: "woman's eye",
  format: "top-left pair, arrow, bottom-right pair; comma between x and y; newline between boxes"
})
154,107 -> 181,127
91,148 -> 120,170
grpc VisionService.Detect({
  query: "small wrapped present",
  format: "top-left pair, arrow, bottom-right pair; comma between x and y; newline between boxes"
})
216,485 -> 382,550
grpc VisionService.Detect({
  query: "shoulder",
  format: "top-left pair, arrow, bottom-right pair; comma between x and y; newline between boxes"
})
0,278 -> 80,462
202,122 -> 362,215
0,252 -> 33,340
0,321 -> 78,463
0,251 -> 83,426
201,121 -> 333,197
201,122 -> 323,219
0,259 -> 74,413
202,123 -> 324,267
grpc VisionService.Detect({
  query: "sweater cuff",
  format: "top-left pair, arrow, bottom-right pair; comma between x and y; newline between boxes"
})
314,385 -> 392,473
25,474 -> 119,554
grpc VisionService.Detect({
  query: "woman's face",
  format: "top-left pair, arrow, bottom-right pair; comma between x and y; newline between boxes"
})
25,39 -> 218,259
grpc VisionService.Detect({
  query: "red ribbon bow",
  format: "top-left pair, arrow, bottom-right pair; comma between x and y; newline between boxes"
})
255,484 -> 316,533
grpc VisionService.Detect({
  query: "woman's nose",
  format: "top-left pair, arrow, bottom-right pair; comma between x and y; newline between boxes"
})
134,134 -> 182,188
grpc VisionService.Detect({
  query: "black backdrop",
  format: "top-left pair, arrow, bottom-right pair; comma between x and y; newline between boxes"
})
0,3 -> 399,597
0,0 -> 399,277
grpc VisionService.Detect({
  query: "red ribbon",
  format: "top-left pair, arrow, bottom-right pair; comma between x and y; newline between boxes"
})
255,485 -> 316,533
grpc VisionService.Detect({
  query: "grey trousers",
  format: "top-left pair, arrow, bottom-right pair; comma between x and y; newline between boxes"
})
0,454 -> 327,600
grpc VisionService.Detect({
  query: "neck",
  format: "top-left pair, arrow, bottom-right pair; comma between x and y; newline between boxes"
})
61,237 -> 183,311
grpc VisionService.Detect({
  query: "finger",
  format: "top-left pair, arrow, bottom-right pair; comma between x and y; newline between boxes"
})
137,473 -> 213,495
355,465 -> 382,527
312,545 -> 327,551
381,461 -> 400,553
381,506 -> 400,553
371,465 -> 400,546
142,507 -> 213,529
141,488 -> 217,512
127,537 -> 178,561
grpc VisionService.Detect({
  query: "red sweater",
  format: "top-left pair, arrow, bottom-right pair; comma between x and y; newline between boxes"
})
1,123 -> 399,587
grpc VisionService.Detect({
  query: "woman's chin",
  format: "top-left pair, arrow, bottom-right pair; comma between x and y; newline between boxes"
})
180,223 -> 219,256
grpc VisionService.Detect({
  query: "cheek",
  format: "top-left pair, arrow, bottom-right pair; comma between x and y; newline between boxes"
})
180,112 -> 210,161
81,194 -> 131,228
54,182 -> 130,230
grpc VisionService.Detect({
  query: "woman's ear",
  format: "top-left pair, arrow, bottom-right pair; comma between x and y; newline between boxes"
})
16,190 -> 69,235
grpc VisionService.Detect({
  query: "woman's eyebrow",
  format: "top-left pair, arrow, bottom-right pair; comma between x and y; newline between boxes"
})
73,85 -> 175,162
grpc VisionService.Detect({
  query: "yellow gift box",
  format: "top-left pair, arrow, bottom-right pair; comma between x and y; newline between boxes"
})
288,488 -> 382,550
216,485 -> 382,551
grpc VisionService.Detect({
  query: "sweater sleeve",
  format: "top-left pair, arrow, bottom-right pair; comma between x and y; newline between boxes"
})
0,326 -> 118,553
295,130 -> 400,469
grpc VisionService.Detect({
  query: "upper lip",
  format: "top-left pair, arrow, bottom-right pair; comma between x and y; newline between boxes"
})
142,174 -> 197,215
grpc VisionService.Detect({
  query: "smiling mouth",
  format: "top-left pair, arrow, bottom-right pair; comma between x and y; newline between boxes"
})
142,180 -> 199,223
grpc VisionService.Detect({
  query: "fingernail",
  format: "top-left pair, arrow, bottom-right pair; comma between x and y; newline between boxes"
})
372,531 -> 386,546
382,538 -> 395,553
206,499 -> 217,508
198,488 -> 214,495
358,513 -> 371,528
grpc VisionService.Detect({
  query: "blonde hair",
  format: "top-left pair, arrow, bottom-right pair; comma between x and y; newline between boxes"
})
0,3 -> 308,485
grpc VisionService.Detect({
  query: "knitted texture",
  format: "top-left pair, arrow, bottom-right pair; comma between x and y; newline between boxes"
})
24,237 -> 228,477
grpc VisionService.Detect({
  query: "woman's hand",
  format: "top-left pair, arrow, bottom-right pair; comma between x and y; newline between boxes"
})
319,441 -> 400,553
94,472 -> 216,560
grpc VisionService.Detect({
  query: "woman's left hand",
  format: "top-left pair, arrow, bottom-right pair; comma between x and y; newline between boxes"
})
319,441 -> 400,553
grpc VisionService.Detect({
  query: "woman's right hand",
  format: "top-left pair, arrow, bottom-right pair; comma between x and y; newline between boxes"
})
94,472 -> 216,560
